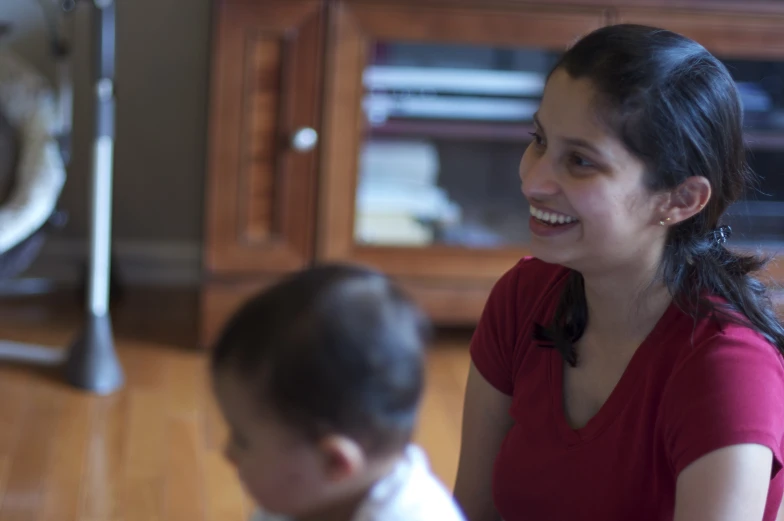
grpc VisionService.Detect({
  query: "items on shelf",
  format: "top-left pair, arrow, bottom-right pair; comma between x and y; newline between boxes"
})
354,139 -> 461,246
362,65 -> 544,125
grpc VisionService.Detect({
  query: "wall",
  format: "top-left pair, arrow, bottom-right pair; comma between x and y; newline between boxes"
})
1,0 -> 211,286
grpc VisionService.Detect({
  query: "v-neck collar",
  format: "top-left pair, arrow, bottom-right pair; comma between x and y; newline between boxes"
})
547,301 -> 680,446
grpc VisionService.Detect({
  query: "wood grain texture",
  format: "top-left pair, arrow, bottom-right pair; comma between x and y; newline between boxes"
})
346,2 -> 606,47
200,276 -> 280,349
0,383 -> 59,521
0,290 -> 471,520
615,8 -> 784,59
38,392 -> 92,521
243,38 -> 283,243
340,0 -> 784,16
204,0 -> 324,273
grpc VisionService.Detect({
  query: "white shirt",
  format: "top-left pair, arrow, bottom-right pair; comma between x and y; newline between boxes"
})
251,445 -> 466,521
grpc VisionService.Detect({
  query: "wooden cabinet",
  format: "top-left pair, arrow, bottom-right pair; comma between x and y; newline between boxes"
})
612,8 -> 784,59
317,2 -> 605,323
205,1 -> 324,274
203,1 -> 326,343
202,0 -> 784,346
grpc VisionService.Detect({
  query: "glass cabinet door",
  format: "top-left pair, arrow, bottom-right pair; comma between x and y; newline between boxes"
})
352,46 -> 784,251
356,41 -> 560,249
319,2 -> 606,278
720,56 -> 784,247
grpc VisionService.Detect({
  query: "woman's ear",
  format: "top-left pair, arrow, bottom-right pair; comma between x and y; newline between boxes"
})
658,176 -> 711,224
318,435 -> 366,482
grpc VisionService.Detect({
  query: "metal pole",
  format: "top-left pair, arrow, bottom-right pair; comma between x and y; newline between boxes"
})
63,0 -> 123,394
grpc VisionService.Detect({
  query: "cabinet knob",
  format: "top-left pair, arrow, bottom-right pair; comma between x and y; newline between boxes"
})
291,127 -> 318,152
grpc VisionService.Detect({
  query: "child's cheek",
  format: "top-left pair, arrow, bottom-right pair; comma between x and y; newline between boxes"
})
239,467 -> 269,507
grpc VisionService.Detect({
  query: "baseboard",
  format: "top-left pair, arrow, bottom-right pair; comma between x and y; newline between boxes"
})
23,238 -> 203,288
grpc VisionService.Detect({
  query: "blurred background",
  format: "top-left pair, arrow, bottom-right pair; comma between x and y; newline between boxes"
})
4,0 -> 209,286
0,1 -> 783,520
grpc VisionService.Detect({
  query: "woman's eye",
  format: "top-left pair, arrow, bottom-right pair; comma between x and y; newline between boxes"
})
528,131 -> 545,147
570,153 -> 594,169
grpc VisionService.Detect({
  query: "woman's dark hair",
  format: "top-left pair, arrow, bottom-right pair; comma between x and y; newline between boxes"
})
211,263 -> 432,455
534,23 -> 784,365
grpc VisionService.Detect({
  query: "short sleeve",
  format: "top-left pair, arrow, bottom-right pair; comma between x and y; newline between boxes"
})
661,330 -> 784,478
469,261 -> 525,396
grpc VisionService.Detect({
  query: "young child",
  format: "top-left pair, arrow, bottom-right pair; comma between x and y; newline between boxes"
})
210,263 -> 467,521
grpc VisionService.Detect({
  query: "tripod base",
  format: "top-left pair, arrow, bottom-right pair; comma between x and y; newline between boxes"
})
0,340 -> 65,365
64,312 -> 123,394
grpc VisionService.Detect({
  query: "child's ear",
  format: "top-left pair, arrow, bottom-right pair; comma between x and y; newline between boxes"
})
318,435 -> 366,481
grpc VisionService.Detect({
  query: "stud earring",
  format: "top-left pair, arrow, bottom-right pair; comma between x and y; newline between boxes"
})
659,217 -> 671,226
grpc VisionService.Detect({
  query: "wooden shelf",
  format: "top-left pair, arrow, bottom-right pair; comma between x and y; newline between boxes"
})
368,119 -> 784,151
367,119 -> 536,142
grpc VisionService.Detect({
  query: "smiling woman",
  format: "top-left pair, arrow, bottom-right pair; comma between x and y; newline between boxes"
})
527,204 -> 580,236
454,24 -> 784,521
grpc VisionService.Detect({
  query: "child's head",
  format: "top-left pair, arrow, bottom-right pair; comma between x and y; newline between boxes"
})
210,263 -> 432,518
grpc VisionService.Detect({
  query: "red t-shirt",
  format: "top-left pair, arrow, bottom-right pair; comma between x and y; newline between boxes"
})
471,257 -> 784,521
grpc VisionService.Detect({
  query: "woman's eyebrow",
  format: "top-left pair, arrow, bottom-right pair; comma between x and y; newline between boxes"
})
564,137 -> 603,157
533,112 -> 604,157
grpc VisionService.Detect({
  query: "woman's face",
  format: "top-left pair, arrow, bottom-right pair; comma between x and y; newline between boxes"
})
520,68 -> 667,276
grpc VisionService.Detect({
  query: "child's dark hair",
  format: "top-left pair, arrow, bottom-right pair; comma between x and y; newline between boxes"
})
535,24 -> 784,365
211,263 -> 432,455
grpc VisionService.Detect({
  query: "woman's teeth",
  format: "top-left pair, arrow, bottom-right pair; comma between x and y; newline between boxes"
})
529,206 -> 578,225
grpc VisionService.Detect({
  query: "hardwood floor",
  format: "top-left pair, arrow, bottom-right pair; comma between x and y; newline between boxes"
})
0,289 -> 472,521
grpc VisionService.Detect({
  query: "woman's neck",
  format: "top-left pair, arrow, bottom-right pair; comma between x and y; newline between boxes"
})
581,263 -> 672,345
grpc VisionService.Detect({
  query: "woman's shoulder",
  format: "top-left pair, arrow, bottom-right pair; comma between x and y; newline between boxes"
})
480,256 -> 571,335
677,315 -> 784,372
470,258 -> 569,395
661,307 -> 784,408
658,310 -> 784,477
669,302 -> 784,368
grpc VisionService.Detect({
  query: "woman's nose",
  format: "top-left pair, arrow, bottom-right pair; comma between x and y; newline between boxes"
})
521,155 -> 559,200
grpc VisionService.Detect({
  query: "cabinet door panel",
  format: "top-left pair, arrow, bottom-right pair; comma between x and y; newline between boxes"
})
615,9 -> 784,59
205,1 -> 323,274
